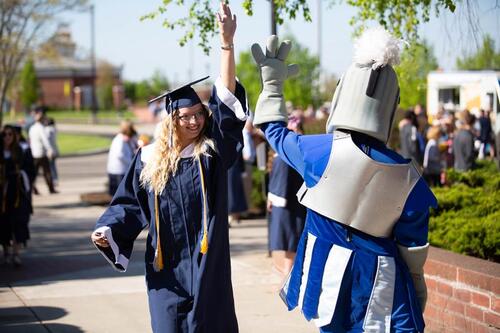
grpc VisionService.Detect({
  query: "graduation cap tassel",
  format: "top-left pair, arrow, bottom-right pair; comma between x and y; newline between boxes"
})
167,99 -> 174,148
198,159 -> 209,254
152,191 -> 164,271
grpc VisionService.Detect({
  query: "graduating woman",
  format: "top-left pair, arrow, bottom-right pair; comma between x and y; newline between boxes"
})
91,3 -> 247,332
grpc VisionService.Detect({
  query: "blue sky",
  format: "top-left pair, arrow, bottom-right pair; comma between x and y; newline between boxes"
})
59,0 -> 499,83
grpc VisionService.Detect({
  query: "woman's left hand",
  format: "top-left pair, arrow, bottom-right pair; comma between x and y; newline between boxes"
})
217,1 -> 236,45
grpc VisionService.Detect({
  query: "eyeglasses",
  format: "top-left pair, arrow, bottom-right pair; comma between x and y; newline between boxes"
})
177,111 -> 205,123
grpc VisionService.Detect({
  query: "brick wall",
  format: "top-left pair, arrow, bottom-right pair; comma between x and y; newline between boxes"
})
424,246 -> 500,333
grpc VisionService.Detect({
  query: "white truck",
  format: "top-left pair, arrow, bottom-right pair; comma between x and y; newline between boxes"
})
427,70 -> 500,164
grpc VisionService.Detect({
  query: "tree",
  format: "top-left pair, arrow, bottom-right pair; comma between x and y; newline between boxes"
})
144,0 -> 461,55
235,51 -> 261,112
236,33 -> 320,111
395,40 -> 439,109
96,61 -> 115,110
19,58 -> 40,111
456,35 -> 500,70
142,0 -> 311,54
318,74 -> 338,105
342,0 -> 456,39
149,69 -> 170,97
0,0 -> 85,126
282,34 -> 320,109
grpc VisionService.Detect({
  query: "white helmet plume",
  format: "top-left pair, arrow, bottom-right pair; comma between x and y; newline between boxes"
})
353,27 -> 402,70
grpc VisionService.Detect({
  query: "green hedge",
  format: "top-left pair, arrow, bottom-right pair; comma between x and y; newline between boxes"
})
429,161 -> 500,262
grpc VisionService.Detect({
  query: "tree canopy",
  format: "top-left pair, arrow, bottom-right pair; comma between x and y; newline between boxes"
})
19,58 -> 40,111
0,0 -> 85,126
456,35 -> 500,70
236,34 -> 320,111
395,40 -> 439,109
144,0 -> 458,55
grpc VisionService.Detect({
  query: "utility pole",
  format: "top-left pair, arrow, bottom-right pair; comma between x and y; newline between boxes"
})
90,4 -> 98,123
270,0 -> 277,35
316,0 -> 322,108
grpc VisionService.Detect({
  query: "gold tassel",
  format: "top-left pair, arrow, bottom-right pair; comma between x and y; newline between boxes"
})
198,159 -> 208,254
152,190 -> 164,271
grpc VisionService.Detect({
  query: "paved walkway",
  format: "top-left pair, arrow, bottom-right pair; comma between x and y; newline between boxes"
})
0,152 -> 316,332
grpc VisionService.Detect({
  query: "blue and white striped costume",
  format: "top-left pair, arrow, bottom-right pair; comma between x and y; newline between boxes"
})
262,122 -> 437,333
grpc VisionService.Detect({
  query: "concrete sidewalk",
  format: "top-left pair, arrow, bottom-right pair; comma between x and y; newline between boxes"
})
0,153 -> 316,332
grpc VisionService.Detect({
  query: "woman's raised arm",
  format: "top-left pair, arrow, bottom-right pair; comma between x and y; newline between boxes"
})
217,1 -> 236,93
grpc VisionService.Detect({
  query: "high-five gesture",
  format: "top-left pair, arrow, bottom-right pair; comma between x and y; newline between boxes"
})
217,1 -> 236,93
251,35 -> 299,126
217,2 -> 236,47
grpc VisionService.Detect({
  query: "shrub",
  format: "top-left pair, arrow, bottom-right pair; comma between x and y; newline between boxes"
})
429,161 -> 500,262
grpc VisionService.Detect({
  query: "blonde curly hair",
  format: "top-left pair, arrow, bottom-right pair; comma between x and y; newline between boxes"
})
140,107 -> 214,194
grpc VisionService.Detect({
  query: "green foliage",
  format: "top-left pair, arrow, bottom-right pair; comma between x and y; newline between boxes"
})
456,35 -> 500,70
124,80 -> 137,102
143,0 -> 462,59
251,167 -> 267,211
282,33 -> 320,109
19,58 -> 40,110
126,70 -> 170,104
96,61 -> 115,110
342,0 -> 456,41
236,52 -> 261,112
395,40 -> 438,109
57,133 -> 111,156
429,161 -> 500,262
236,33 -> 320,111
144,1 -> 311,54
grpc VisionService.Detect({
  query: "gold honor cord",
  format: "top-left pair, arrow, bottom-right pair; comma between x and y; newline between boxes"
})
153,190 -> 164,271
198,159 -> 209,254
152,158 -> 208,272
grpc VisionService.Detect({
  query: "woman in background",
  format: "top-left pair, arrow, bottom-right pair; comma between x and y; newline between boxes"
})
106,120 -> 138,196
0,125 -> 35,266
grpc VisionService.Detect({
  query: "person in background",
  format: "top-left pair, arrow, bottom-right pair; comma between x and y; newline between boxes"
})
137,134 -> 151,149
106,119 -> 138,196
28,109 -> 56,194
423,126 -> 442,187
91,3 -> 245,331
477,109 -> 492,160
227,147 -> 248,226
44,117 -> 60,187
267,113 -> 306,282
1,125 -> 36,266
399,109 -> 423,165
453,110 -> 476,172
242,115 -> 256,212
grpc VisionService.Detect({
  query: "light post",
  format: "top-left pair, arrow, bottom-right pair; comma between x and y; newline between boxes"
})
89,4 -> 98,123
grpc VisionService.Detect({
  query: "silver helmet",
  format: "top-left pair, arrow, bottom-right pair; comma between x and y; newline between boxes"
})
326,27 -> 401,143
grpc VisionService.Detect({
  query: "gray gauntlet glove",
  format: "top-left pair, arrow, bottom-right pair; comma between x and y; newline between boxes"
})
397,243 -> 429,312
251,35 -> 299,126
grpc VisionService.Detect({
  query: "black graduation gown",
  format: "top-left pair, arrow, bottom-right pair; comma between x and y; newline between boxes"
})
94,82 -> 247,333
0,147 -> 35,246
268,155 -> 306,252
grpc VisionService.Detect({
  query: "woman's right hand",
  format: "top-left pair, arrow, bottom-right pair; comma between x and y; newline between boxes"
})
91,231 -> 110,248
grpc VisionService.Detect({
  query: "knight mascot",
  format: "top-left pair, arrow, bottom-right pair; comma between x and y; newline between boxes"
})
251,28 -> 437,332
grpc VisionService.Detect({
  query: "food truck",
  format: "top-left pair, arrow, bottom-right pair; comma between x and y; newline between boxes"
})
427,70 -> 499,114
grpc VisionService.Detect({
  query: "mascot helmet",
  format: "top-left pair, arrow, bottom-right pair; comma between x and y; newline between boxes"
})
326,27 -> 402,143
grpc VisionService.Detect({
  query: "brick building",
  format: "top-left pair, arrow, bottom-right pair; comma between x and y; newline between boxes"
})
35,24 -> 123,110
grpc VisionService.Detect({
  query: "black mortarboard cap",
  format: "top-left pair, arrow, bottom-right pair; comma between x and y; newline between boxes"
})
148,76 -> 209,114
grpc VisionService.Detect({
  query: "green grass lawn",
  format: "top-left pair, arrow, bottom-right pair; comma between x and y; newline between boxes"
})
58,133 -> 111,156
8,109 -> 136,124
